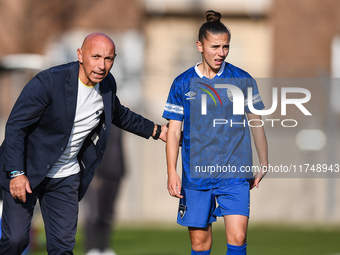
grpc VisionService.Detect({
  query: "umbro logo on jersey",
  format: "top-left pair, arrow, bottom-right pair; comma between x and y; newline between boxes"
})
185,91 -> 196,100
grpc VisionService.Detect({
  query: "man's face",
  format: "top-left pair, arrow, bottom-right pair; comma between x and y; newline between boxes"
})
197,32 -> 230,72
77,34 -> 116,86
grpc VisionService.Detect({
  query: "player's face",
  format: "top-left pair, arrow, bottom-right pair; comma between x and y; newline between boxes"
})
197,32 -> 230,73
78,35 -> 116,86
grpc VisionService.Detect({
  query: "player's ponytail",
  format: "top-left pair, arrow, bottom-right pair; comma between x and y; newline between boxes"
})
198,10 -> 230,42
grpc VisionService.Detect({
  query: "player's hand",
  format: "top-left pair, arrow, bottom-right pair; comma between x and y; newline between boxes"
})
159,123 -> 169,142
249,166 -> 267,189
167,172 -> 183,198
9,175 -> 32,202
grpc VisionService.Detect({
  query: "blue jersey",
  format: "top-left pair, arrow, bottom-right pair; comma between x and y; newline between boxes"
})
163,62 -> 265,190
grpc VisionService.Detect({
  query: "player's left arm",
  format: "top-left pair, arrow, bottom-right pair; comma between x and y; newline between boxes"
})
166,119 -> 183,198
247,113 -> 268,189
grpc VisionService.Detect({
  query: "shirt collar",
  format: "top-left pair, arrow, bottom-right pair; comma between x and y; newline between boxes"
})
194,61 -> 226,78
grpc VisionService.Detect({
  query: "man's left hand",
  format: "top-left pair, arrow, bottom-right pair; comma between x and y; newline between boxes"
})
159,123 -> 168,142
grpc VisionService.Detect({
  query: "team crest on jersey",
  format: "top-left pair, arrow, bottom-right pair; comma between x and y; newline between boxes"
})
185,91 -> 196,100
178,204 -> 187,218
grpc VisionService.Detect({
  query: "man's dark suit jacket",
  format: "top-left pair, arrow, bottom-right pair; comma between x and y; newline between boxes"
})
0,61 -> 154,200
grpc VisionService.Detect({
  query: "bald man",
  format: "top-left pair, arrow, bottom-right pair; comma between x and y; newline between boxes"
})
0,33 -> 166,255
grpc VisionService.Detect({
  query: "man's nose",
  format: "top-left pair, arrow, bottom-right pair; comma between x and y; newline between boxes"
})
98,58 -> 105,70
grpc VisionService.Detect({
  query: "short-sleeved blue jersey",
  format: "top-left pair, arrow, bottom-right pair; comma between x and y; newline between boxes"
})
163,62 -> 265,190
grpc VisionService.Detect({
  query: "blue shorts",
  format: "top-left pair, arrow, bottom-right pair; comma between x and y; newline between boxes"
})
177,181 -> 250,228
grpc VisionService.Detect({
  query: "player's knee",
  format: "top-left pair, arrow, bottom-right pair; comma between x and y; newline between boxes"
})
191,237 -> 212,251
229,232 -> 246,246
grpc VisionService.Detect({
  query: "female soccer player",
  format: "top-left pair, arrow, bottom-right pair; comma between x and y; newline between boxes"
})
163,10 -> 268,255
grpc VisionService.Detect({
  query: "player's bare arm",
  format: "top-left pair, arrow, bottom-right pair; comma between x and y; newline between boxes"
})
247,113 -> 268,189
166,119 -> 183,198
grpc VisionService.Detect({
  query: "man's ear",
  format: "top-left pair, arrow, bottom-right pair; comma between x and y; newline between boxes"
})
77,48 -> 83,64
196,41 -> 203,53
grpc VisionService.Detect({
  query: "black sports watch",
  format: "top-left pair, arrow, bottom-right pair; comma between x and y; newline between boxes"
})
153,124 -> 162,140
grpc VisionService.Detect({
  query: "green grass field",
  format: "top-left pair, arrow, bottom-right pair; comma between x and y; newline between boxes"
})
28,223 -> 340,255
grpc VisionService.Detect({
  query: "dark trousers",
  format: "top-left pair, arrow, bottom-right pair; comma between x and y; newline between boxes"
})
0,173 -> 80,255
84,176 -> 121,252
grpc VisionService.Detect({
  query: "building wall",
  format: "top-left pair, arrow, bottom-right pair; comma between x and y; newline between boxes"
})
272,0 -> 340,77
0,0 -> 145,54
